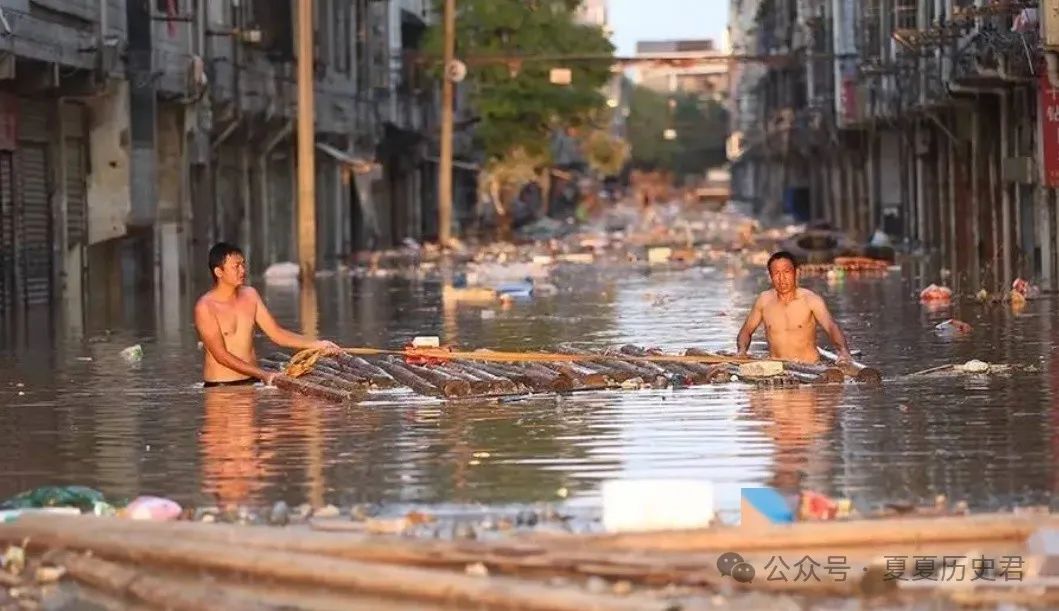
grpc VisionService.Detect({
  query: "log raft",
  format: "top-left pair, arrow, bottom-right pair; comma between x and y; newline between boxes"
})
263,344 -> 882,403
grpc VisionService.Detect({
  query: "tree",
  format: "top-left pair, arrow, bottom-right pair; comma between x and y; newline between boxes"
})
425,1 -> 615,236
626,84 -> 729,181
424,0 -> 615,161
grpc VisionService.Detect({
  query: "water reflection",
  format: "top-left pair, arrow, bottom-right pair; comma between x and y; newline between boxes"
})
746,385 -> 840,491
0,267 -> 1057,516
201,386 -> 272,507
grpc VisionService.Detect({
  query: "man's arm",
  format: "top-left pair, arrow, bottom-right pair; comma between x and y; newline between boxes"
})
194,302 -> 275,383
736,295 -> 764,356
250,288 -> 338,351
807,292 -> 852,361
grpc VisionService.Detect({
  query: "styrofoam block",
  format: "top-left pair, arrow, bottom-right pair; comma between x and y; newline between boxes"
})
602,479 -> 714,533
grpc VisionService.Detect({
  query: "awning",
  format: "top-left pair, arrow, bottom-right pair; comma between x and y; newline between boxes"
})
315,142 -> 380,175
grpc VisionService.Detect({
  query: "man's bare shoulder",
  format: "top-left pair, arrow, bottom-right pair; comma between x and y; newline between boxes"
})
756,290 -> 777,305
195,292 -> 215,312
237,286 -> 263,303
796,288 -> 825,303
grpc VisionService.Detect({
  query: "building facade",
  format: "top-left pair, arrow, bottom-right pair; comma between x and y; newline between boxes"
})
728,0 -> 1057,292
0,0 -> 437,330
632,39 -> 730,101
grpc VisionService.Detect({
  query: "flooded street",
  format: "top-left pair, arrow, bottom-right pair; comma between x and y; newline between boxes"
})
1,262 -> 1057,521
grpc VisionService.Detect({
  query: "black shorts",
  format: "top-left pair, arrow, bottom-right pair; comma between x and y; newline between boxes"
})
203,378 -> 257,388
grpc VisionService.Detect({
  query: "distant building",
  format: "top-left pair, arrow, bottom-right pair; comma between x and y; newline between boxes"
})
631,39 -> 729,101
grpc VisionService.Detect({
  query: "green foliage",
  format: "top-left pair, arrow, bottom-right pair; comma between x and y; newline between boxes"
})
424,0 -> 615,160
581,128 -> 630,176
626,84 -> 729,179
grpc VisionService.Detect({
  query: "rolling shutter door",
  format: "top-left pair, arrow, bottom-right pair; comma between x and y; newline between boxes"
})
18,144 -> 51,305
17,101 -> 52,307
0,153 -> 14,314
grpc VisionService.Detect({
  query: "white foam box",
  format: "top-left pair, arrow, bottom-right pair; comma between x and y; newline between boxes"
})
647,247 -> 673,264
602,479 -> 715,533
1028,528 -> 1059,577
412,336 -> 440,348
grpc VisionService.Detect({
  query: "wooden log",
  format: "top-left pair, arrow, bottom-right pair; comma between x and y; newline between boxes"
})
2,517 -> 660,611
519,363 -> 576,392
59,552 -> 276,611
548,513 -> 1051,553
313,362 -> 370,386
349,356 -> 397,379
466,361 -> 537,390
403,362 -> 473,398
446,362 -> 523,394
436,363 -> 513,395
616,347 -> 704,385
784,363 -> 844,384
564,358 -> 635,382
273,375 -> 356,403
473,362 -> 567,393
539,363 -> 610,389
511,363 -> 574,393
329,355 -> 397,388
818,348 -> 883,385
14,514 -> 1047,600
375,359 -> 444,397
304,371 -> 368,395
570,349 -> 662,383
553,347 -> 632,382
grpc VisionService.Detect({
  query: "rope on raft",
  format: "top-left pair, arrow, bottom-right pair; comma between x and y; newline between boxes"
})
282,346 -> 756,379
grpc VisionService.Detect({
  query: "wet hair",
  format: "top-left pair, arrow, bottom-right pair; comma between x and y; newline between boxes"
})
766,251 -> 797,274
208,242 -> 243,280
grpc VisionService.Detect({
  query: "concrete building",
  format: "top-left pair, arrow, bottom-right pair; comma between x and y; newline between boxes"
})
0,0 -> 437,330
728,0 -> 1059,293
632,39 -> 730,101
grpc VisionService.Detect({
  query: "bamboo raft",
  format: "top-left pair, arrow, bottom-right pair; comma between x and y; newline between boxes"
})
0,510 -> 1055,609
260,344 -> 883,403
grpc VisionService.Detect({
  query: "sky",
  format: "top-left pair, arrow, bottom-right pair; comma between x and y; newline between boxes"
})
608,0 -> 729,56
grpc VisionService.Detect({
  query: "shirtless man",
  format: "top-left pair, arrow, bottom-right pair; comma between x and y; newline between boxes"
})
195,242 -> 338,386
736,251 -> 853,364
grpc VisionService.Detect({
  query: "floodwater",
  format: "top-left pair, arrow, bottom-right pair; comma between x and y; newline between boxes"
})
1,261 -> 1057,521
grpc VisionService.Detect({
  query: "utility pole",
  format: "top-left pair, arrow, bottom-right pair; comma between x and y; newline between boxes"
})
438,0 -> 456,247
297,0 -> 316,279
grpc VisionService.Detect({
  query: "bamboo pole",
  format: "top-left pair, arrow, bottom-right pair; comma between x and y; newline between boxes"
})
2,518 -> 661,611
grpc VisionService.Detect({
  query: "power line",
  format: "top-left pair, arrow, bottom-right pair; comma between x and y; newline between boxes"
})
407,51 -> 863,68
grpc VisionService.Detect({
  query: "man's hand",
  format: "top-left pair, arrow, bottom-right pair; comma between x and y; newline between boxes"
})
264,372 -> 278,386
311,340 -> 340,353
835,350 -> 854,365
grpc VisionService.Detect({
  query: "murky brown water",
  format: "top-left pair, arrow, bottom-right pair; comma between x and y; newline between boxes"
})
1,261 -> 1057,520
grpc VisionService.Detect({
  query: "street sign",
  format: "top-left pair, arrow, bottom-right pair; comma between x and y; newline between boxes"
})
1039,71 -> 1059,187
